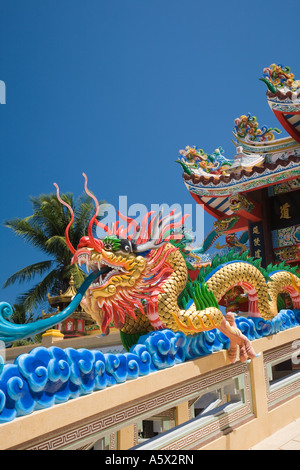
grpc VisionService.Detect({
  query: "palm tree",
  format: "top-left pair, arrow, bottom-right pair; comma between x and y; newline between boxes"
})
3,192 -> 104,313
9,303 -> 42,346
11,303 -> 35,324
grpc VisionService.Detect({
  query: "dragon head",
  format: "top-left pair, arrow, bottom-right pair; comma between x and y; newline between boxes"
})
54,174 -> 188,334
72,234 -> 147,300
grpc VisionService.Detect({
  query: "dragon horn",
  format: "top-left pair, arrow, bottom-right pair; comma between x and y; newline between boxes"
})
133,211 -> 187,253
149,211 -> 163,242
175,160 -> 192,175
82,173 -> 103,251
259,77 -> 277,93
133,239 -> 166,253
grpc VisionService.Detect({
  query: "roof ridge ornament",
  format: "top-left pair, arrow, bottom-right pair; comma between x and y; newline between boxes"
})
177,145 -> 233,176
234,113 -> 281,143
261,63 -> 300,143
261,63 -> 300,105
262,64 -> 300,93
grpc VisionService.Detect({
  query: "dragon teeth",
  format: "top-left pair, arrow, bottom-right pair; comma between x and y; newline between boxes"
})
77,252 -> 128,286
78,254 -> 90,266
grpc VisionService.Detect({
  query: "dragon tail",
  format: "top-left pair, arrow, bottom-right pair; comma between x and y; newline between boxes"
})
0,269 -> 103,343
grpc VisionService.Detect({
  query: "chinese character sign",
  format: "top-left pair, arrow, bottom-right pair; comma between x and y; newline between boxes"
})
271,190 -> 300,230
249,222 -> 266,266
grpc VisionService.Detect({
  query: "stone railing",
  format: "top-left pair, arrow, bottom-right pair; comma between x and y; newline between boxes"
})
0,326 -> 299,450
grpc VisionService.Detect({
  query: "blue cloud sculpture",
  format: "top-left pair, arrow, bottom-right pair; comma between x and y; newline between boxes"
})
0,309 -> 299,423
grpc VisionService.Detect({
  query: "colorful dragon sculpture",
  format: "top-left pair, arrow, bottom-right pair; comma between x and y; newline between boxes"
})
1,174 -> 299,364
47,174 -> 299,364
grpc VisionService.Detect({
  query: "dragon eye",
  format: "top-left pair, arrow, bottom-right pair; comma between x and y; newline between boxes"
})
103,236 -> 121,251
104,242 -> 113,250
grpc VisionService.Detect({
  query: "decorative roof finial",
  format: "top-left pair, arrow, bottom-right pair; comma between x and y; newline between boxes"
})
69,273 -> 75,286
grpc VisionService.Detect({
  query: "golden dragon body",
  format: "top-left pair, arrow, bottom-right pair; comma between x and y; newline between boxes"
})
55,175 -> 300,363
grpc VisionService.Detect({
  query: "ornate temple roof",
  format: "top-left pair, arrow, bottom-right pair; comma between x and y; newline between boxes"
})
182,146 -> 300,198
179,64 -> 300,206
47,274 -> 78,307
262,64 -> 300,143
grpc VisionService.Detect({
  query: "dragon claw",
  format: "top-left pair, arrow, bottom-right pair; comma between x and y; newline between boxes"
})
171,310 -> 257,364
219,313 -> 257,363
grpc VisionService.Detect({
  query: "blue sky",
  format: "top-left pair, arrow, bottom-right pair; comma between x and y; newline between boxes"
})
0,0 -> 300,311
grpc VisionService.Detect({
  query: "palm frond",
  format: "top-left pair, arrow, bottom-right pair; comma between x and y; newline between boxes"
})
63,263 -> 87,287
4,218 -> 49,251
12,304 -> 35,324
3,260 -> 54,288
44,235 -> 73,263
4,190 -> 106,311
15,268 -> 62,312
29,193 -> 73,238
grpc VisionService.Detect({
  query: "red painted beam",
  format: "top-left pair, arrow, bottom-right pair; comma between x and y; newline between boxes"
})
273,110 -> 300,144
189,192 -> 225,219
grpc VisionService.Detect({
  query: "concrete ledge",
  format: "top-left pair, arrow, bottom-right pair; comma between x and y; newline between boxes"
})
0,326 -> 299,450
5,330 -> 122,362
